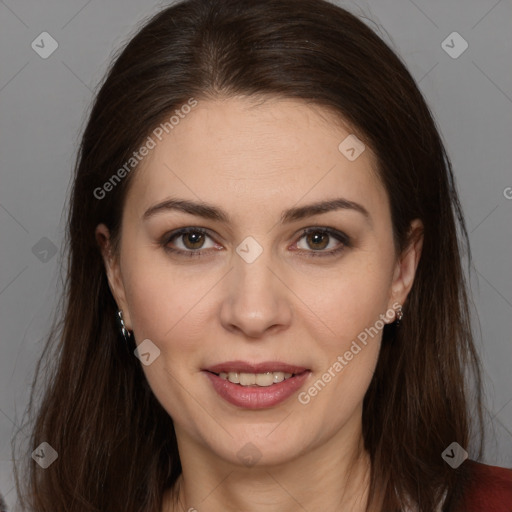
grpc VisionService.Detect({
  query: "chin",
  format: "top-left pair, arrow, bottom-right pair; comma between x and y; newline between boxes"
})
206,424 -> 311,468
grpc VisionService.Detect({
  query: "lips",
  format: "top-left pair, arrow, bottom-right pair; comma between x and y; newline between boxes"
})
204,360 -> 309,375
202,360 -> 311,409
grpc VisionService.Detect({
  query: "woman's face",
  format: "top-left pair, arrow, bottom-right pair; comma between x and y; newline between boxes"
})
97,96 -> 422,467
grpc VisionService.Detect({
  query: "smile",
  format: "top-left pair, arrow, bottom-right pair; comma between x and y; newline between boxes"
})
202,363 -> 311,409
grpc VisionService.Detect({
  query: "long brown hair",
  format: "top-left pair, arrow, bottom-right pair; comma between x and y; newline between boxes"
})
13,0 -> 485,510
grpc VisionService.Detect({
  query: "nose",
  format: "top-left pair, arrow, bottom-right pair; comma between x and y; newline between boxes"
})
219,246 -> 293,339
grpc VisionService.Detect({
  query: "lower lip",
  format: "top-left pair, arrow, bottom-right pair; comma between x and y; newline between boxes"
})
203,371 -> 311,409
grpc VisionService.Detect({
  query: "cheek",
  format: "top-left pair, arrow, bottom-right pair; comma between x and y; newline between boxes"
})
299,257 -> 392,345
122,254 -> 207,344
293,251 -> 392,408
122,262 -> 210,422
295,267 -> 388,432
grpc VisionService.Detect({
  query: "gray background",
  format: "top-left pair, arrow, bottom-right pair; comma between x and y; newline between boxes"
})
1,0 -> 511,508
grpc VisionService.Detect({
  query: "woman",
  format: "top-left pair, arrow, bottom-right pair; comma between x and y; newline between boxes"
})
12,0 -> 512,511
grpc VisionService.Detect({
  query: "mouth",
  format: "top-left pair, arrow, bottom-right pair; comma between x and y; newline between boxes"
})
202,361 -> 311,409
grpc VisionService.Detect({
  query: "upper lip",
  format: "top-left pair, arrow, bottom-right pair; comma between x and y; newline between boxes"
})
204,360 -> 309,375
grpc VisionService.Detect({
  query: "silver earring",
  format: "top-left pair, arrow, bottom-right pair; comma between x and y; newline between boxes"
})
395,305 -> 403,326
117,310 -> 132,341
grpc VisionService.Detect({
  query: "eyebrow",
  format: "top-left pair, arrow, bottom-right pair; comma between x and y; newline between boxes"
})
142,197 -> 371,225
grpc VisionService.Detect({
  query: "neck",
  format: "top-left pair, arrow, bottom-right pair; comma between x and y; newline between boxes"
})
164,419 -> 374,512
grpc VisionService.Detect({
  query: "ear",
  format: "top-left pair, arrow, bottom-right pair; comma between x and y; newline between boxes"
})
95,223 -> 132,330
388,218 -> 424,315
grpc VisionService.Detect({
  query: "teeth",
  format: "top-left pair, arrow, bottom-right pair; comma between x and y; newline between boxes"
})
239,373 -> 256,386
217,371 -> 294,386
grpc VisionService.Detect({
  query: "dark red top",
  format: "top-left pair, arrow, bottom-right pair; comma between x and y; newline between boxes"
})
458,460 -> 512,511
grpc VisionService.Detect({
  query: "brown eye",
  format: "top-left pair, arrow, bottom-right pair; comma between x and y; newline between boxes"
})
304,231 -> 329,250
295,227 -> 350,257
181,231 -> 206,250
162,227 -> 218,257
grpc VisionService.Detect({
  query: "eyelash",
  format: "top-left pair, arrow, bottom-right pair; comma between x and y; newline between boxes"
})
160,227 -> 351,259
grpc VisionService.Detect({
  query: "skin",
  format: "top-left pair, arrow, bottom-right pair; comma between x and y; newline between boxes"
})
96,96 -> 423,512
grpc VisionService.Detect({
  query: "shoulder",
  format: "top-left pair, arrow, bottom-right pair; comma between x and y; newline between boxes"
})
457,459 -> 512,512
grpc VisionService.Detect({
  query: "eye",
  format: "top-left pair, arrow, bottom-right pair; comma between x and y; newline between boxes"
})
294,227 -> 350,257
161,227 -> 220,257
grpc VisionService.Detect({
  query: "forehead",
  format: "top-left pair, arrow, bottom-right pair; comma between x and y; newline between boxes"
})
124,96 -> 387,225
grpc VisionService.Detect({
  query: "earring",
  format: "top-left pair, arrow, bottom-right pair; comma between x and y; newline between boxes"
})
395,305 -> 403,326
117,309 -> 132,341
